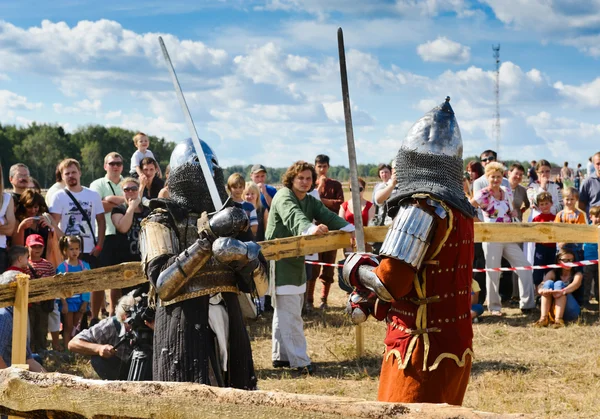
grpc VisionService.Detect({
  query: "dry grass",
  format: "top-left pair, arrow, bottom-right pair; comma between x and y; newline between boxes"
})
46,262 -> 600,418
43,188 -> 600,417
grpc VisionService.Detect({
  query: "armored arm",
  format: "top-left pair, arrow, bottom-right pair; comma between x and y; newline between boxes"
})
141,206 -> 251,302
212,237 -> 268,296
342,198 -> 443,306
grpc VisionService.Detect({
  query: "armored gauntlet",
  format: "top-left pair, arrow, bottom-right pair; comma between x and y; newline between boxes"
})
212,237 -> 268,296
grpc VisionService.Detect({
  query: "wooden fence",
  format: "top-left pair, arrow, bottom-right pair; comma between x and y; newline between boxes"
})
3,223 -> 599,372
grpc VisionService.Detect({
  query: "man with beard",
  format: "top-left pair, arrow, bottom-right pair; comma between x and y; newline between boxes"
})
49,159 -> 105,321
343,98 -> 475,405
140,138 -> 267,388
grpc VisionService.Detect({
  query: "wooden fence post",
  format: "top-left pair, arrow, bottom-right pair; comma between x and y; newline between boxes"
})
11,273 -> 29,369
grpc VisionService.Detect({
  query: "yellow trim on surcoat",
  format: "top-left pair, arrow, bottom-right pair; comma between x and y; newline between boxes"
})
388,194 -> 458,371
429,347 -> 474,371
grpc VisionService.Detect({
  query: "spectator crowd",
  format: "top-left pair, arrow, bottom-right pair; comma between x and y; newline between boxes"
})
0,130 -> 598,377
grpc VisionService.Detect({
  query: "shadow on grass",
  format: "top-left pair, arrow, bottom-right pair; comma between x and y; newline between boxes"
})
258,354 -> 382,381
247,305 -> 353,341
471,359 -> 530,377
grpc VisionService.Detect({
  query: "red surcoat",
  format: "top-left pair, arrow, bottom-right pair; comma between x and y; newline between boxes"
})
374,204 -> 474,405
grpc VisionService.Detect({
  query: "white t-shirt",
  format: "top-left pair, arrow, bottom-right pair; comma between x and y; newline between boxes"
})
49,187 -> 104,253
0,192 -> 11,248
130,149 -> 155,174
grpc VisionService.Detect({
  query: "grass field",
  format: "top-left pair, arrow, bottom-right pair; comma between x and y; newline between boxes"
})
43,188 -> 600,418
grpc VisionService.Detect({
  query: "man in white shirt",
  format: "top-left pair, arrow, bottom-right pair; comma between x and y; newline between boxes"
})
49,158 -> 105,323
472,150 -> 510,193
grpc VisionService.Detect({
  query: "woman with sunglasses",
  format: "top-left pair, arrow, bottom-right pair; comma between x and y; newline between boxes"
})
339,178 -> 375,251
111,178 -> 150,300
533,248 -> 583,328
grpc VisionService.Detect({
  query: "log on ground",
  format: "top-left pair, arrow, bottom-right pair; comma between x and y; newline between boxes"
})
0,368 -> 527,419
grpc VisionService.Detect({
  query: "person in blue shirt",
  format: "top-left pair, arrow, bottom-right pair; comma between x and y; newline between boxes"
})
250,164 -> 277,210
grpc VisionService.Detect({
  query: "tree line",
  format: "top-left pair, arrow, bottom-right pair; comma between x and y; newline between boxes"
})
1,123 -> 566,190
0,123 -> 175,188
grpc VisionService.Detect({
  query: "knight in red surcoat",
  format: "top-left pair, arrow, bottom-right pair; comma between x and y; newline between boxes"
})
342,97 -> 475,405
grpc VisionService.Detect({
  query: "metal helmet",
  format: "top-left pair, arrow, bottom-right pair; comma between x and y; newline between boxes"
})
389,97 -> 475,218
170,137 -> 219,175
168,138 -> 228,213
401,97 -> 462,158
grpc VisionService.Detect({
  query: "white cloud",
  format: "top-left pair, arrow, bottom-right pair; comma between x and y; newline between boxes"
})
526,111 -> 600,162
554,78 -> 600,108
417,37 -> 471,64
0,73 -> 10,81
0,90 -> 43,111
482,1 -> 600,56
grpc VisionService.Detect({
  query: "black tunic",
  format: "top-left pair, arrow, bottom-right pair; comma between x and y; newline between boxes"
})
144,200 -> 258,389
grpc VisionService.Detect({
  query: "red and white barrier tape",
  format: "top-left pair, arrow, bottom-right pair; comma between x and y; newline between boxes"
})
305,259 -> 599,272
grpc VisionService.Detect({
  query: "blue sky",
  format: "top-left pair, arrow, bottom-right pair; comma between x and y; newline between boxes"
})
2,0 -> 600,167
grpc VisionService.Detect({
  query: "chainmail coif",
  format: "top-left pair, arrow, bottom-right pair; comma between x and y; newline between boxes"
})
168,162 -> 229,214
389,148 -> 476,218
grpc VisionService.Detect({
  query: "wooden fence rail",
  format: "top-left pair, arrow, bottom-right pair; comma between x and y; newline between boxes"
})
0,223 -> 597,309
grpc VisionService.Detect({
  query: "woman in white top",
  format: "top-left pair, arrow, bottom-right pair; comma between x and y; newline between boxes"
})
0,165 -> 16,273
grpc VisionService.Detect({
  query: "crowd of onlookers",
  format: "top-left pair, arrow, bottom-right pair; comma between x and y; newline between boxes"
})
0,131 -> 598,372
463,150 -> 599,328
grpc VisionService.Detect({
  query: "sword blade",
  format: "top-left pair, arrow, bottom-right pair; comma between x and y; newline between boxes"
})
158,36 -> 223,211
337,28 -> 365,253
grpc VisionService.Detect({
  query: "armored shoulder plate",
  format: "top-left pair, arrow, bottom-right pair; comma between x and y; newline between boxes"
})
140,209 -> 180,271
379,203 -> 440,269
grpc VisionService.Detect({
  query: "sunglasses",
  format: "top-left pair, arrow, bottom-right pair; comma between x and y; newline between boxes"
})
481,157 -> 496,163
108,161 -> 123,167
349,187 -> 364,192
559,258 -> 574,263
123,186 -> 139,192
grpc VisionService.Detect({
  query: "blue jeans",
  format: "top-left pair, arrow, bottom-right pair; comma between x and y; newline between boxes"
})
471,304 -> 484,317
542,280 -> 581,321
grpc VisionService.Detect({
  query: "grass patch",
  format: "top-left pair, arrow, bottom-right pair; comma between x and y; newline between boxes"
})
44,245 -> 600,418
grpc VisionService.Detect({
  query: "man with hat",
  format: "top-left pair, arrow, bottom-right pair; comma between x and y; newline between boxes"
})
250,164 -> 277,210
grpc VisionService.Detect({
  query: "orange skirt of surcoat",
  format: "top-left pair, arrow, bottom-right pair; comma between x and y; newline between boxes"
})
377,339 -> 472,405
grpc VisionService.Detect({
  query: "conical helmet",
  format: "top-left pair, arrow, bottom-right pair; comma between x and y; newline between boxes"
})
389,97 -> 475,217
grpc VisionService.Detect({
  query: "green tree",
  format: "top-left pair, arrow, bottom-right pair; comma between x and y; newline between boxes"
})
13,125 -> 71,187
80,141 -> 103,185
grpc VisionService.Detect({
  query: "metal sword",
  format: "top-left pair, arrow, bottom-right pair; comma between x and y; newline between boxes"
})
158,36 -> 223,211
337,28 -> 365,252
337,27 -> 365,357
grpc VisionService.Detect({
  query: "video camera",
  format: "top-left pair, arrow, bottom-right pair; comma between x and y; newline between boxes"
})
116,288 -> 155,381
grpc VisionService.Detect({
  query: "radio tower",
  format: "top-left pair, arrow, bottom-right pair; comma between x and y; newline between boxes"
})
492,44 -> 500,157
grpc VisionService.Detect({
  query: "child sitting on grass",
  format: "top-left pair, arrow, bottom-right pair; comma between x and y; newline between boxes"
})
533,248 -> 582,328
532,192 -> 557,286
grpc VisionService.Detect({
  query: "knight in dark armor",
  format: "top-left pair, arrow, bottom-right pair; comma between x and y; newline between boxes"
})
140,138 -> 267,388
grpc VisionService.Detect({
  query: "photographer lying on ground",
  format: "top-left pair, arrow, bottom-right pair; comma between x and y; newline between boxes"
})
68,292 -> 154,380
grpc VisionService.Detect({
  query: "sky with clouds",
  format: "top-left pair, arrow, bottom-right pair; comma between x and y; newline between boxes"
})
1,0 -> 600,167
